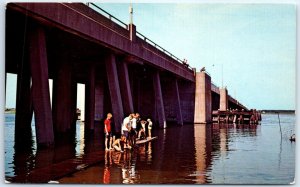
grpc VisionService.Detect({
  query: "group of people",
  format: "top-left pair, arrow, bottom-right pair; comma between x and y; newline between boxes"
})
103,113 -> 153,152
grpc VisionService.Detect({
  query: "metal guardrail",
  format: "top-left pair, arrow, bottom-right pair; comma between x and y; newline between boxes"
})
86,2 -> 194,71
87,3 -> 128,29
136,31 -> 193,71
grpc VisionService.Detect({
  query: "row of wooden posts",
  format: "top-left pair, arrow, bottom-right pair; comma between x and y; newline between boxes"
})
212,109 -> 262,124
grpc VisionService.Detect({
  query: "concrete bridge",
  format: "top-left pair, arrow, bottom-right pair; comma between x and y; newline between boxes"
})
6,3 -> 247,147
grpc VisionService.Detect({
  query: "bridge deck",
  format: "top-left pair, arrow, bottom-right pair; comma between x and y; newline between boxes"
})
8,3 -> 195,82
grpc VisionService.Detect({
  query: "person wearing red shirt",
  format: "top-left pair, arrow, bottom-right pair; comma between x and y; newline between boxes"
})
104,113 -> 113,151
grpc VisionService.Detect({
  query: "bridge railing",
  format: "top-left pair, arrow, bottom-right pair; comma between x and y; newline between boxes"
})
136,31 -> 194,71
86,2 -> 194,72
87,3 -> 128,30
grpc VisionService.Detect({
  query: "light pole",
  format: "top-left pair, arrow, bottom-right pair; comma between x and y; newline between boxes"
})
129,2 -> 133,24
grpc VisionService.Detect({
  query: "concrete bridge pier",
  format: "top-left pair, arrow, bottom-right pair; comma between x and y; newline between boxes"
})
117,60 -> 134,115
105,53 -> 124,133
15,55 -> 33,146
194,72 -> 212,124
52,60 -> 73,135
174,79 -> 183,125
85,65 -> 96,133
94,79 -> 104,121
153,71 -> 167,128
219,88 -> 228,111
28,23 -> 54,147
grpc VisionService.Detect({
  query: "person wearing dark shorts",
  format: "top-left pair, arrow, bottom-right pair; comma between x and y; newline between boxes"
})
104,113 -> 113,151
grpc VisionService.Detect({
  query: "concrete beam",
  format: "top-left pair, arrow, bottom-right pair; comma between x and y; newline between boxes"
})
28,23 -> 54,147
105,53 -> 124,133
153,71 -> 166,128
194,72 -> 212,124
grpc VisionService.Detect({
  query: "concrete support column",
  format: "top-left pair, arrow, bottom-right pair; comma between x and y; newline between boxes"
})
94,79 -> 104,121
153,71 -> 166,128
118,61 -> 134,115
15,57 -> 33,146
105,53 -> 124,133
85,65 -> 96,132
194,72 -> 212,124
219,88 -> 228,111
28,24 -> 54,147
174,79 -> 183,125
70,81 -> 78,131
52,61 -> 73,134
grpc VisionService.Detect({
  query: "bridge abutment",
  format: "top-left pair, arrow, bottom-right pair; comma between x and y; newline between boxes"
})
194,72 -> 212,124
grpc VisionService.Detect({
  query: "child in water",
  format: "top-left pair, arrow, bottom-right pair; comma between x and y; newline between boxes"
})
104,113 -> 113,151
112,135 -> 126,152
147,119 -> 153,139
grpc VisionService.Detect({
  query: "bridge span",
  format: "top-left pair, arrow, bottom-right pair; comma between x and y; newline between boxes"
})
6,3 -> 247,147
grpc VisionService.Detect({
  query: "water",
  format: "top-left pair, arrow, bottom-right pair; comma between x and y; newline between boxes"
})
4,113 -> 295,184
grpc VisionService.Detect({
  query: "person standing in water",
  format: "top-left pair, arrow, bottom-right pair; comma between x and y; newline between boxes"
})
147,118 -> 153,139
104,113 -> 113,151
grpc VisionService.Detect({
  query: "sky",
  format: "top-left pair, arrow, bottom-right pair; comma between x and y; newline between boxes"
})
4,2 -> 297,110
97,3 -> 296,110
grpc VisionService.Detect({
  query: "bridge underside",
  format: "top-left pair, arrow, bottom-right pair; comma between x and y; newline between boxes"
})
6,7 -> 195,147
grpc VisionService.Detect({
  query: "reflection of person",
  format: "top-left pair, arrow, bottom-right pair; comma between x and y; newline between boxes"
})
112,135 -> 126,152
147,119 -> 153,139
103,150 -> 112,184
104,113 -> 113,151
103,166 -> 111,184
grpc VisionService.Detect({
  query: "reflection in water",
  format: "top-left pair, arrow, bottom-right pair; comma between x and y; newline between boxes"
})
5,114 -> 296,184
193,124 -> 212,184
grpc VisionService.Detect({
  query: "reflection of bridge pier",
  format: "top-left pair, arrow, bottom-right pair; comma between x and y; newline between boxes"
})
194,124 -> 212,184
6,3 -> 248,149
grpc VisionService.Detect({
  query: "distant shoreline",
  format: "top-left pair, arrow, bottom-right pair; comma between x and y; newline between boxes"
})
261,110 -> 295,114
4,108 -> 295,115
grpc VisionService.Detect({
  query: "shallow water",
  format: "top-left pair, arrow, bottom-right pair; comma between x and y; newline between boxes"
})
5,113 -> 295,184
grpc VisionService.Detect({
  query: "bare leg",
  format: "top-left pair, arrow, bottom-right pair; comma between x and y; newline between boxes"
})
105,137 -> 108,150
109,137 -> 113,149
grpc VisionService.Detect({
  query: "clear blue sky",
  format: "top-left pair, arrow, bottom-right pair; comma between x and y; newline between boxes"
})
5,3 -> 296,110
98,3 -> 296,110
